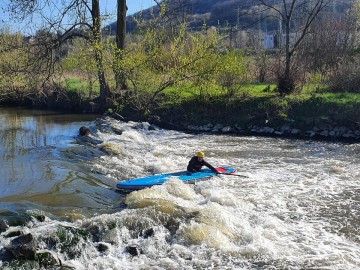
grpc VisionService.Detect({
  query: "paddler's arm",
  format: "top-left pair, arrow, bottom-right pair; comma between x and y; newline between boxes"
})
203,161 -> 219,174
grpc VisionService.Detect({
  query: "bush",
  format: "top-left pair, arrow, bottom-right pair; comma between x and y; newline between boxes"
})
328,56 -> 360,93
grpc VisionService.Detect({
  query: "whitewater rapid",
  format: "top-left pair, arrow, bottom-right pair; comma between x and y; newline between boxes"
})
1,112 -> 360,269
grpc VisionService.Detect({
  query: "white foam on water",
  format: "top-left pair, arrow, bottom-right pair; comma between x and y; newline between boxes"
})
84,119 -> 360,269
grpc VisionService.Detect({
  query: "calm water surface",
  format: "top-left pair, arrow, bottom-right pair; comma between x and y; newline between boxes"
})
0,107 -> 360,269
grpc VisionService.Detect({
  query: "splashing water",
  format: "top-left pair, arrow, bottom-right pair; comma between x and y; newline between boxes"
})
1,109 -> 360,269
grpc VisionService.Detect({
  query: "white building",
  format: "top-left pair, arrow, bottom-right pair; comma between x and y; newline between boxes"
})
264,34 -> 275,49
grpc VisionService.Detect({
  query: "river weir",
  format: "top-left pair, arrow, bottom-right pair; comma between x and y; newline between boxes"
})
0,107 -> 359,269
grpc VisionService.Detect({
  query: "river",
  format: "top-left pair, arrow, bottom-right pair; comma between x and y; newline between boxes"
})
0,107 -> 359,269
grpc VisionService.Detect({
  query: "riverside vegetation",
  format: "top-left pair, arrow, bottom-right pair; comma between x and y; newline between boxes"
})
1,1 -> 360,142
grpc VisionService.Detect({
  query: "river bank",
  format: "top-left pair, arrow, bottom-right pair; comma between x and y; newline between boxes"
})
2,90 -> 360,143
116,100 -> 360,143
153,119 -> 360,143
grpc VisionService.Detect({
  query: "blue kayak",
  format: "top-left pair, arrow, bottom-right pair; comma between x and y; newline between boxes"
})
116,166 -> 236,191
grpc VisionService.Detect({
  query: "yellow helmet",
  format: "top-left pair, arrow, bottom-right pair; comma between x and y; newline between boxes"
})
197,151 -> 205,158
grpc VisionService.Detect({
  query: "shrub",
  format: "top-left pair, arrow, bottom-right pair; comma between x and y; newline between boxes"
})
328,56 -> 360,93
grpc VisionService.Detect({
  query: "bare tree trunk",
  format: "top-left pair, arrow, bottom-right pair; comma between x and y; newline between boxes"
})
114,0 -> 127,90
282,12 -> 293,95
117,0 -> 127,53
92,0 -> 111,104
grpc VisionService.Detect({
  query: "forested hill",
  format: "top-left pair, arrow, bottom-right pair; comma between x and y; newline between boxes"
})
107,0 -> 354,33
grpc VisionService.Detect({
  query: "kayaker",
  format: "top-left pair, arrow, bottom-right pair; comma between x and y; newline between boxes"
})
187,151 -> 219,174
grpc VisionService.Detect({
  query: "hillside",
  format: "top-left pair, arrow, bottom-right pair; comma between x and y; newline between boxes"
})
107,0 -> 355,34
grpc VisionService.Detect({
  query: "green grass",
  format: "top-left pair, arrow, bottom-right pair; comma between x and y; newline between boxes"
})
63,77 -> 359,113
162,82 -> 360,126
237,83 -> 277,97
162,83 -> 225,106
315,92 -> 360,104
59,76 -> 360,128
163,84 -> 198,98
163,82 -> 277,101
302,83 -> 327,94
283,91 -> 360,124
65,78 -> 88,92
64,77 -> 100,96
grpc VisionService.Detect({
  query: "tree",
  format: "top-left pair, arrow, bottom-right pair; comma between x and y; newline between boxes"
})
326,0 -> 360,93
118,19 -> 221,113
91,0 -> 111,103
298,15 -> 357,74
257,0 -> 332,95
7,0 -> 111,106
114,0 -> 127,90
0,31 -> 29,101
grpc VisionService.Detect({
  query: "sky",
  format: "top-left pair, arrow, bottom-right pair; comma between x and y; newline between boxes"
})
0,0 -> 155,34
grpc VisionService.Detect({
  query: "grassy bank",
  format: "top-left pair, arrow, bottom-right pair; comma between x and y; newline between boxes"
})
1,78 -> 359,140
117,83 -> 360,132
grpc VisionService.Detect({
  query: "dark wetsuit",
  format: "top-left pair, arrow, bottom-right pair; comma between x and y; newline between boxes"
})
76,135 -> 103,145
187,156 -> 217,173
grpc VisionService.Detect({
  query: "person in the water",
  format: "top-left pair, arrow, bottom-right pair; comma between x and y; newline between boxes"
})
79,126 -> 91,136
187,151 -> 219,174
78,126 -> 103,145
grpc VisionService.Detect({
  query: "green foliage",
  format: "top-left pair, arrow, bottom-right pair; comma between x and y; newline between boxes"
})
278,113 -> 288,119
114,22 -> 222,112
63,38 -> 115,98
0,31 -> 30,99
62,39 -> 102,98
1,12 -> 360,127
215,49 -> 248,97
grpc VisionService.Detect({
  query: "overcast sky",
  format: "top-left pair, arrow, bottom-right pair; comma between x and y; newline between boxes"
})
0,0 -> 155,34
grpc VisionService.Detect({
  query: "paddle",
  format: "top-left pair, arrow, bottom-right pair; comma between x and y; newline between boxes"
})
218,172 -> 249,178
